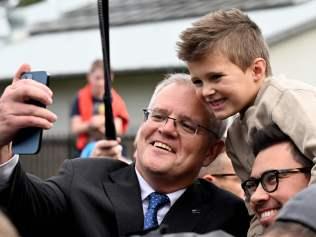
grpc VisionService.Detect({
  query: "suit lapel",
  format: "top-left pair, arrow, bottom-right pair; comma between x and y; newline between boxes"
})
162,181 -> 205,233
103,164 -> 144,236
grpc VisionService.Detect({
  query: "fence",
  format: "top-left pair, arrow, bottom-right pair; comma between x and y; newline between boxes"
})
19,134 -> 135,179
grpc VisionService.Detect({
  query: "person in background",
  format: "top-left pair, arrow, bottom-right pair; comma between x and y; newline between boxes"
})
82,126 -> 141,163
199,148 -> 244,199
242,124 -> 312,234
131,230 -> 234,237
70,59 -> 129,155
263,184 -> 316,237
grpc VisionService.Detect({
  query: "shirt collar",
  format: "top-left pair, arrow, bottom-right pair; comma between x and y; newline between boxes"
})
135,168 -> 186,206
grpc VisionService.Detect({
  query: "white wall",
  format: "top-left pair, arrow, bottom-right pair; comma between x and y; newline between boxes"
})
42,71 -> 165,136
270,27 -> 316,86
113,72 -> 164,135
0,70 -> 171,137
3,27 -> 316,138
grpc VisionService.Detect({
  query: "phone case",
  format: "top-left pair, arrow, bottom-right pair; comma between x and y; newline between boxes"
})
12,71 -> 50,155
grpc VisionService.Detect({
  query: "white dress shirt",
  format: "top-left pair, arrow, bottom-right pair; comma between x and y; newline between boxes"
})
0,155 -> 186,224
0,154 -> 19,189
135,168 -> 186,224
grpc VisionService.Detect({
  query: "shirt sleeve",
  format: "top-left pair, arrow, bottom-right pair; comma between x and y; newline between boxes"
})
272,89 -> 316,182
0,155 -> 19,189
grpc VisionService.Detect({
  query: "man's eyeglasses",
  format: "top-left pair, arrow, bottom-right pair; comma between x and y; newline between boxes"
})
241,167 -> 311,199
143,109 -> 217,137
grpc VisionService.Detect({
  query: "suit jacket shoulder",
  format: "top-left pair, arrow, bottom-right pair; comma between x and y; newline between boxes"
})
2,159 -> 141,237
162,179 -> 249,237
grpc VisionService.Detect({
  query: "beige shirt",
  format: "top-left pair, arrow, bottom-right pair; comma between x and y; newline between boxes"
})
226,75 -> 316,237
226,75 -> 316,183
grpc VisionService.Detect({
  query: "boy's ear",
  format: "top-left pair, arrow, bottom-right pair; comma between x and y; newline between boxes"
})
251,58 -> 266,82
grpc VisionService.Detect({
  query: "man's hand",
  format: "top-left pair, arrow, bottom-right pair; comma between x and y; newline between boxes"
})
0,64 -> 57,163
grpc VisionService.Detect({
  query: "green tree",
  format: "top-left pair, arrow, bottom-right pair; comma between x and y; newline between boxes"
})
18,0 -> 43,7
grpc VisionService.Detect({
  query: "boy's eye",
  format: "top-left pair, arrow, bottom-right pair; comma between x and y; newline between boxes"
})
192,78 -> 203,87
209,74 -> 223,81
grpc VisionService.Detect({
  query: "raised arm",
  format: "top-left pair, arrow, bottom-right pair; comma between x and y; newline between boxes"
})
0,64 -> 57,164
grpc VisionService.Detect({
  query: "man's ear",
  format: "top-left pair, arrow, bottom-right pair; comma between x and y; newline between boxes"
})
251,58 -> 266,82
202,140 -> 224,167
202,174 -> 215,183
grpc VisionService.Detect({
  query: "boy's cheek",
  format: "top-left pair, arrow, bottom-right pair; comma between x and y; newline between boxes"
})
195,91 -> 207,103
194,88 -> 204,98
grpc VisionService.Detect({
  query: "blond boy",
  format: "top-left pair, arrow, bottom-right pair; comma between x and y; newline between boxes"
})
177,8 -> 316,182
177,8 -> 316,236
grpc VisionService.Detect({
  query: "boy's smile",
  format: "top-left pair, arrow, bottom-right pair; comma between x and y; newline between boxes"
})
187,53 -> 263,119
206,97 -> 227,112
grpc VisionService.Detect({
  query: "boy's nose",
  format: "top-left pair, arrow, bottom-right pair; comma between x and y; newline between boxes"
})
202,84 -> 216,97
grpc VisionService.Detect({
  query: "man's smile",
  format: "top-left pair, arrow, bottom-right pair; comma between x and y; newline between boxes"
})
151,141 -> 175,153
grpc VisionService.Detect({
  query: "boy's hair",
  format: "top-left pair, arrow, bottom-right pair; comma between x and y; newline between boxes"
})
177,8 -> 272,76
251,124 -> 313,168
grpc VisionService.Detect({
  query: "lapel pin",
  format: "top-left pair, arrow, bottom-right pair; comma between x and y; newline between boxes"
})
192,209 -> 200,214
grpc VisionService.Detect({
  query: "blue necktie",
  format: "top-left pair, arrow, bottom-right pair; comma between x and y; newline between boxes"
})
144,192 -> 170,230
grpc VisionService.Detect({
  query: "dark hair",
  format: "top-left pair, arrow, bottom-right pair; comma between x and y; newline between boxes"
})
251,124 -> 313,168
264,222 -> 316,237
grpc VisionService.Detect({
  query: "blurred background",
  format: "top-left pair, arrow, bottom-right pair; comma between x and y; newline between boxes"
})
0,0 -> 316,178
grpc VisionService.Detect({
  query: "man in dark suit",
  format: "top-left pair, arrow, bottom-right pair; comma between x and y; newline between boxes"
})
0,65 -> 249,237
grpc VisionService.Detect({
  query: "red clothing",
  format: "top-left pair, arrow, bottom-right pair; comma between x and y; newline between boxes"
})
76,84 -> 129,150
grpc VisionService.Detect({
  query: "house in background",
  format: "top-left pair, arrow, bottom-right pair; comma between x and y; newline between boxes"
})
0,0 -> 316,175
1,0 -> 316,136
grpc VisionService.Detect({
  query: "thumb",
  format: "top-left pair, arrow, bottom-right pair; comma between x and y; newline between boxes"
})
13,64 -> 31,83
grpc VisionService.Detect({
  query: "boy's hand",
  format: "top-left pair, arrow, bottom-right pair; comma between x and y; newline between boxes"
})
0,64 -> 57,162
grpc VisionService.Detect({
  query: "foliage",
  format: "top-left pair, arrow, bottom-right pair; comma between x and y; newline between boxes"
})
18,0 -> 43,7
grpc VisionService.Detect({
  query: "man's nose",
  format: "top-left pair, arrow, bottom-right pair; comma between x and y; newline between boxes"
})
158,117 -> 178,135
250,183 -> 270,206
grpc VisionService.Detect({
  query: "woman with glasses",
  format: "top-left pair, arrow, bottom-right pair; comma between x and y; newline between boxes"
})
242,124 -> 312,232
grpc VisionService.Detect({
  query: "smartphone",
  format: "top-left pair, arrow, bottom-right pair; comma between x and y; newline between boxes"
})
12,71 -> 50,155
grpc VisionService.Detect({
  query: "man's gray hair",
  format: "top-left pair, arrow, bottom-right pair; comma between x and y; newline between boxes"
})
147,73 -> 227,139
